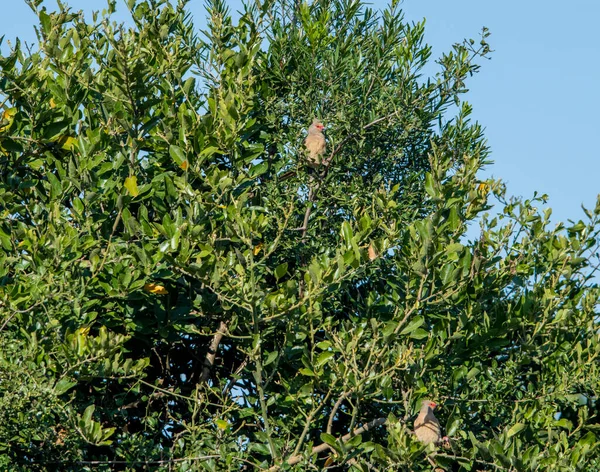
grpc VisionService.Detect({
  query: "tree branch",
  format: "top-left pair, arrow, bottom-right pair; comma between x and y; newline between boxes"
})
200,321 -> 228,383
300,183 -> 316,239
269,417 -> 387,471
291,391 -> 332,459
327,391 -> 351,435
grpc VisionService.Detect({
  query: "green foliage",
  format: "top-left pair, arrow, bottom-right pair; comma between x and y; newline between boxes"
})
0,0 -> 598,470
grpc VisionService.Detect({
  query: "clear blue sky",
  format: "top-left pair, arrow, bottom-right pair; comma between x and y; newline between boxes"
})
3,0 -> 599,225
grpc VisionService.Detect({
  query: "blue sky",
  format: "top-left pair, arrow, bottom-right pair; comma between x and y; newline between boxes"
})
3,0 -> 599,226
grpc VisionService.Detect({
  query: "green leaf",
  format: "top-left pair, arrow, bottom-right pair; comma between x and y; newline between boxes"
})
446,416 -> 461,437
249,161 -> 268,178
507,422 -> 526,438
274,262 -> 288,281
410,328 -> 429,340
39,10 -> 51,35
43,120 -> 69,140
424,173 -> 437,198
82,405 -> 95,424
182,77 -> 195,95
54,378 -> 77,395
47,171 -> 62,199
264,351 -> 278,366
341,221 -> 353,245
400,316 -> 424,335
299,368 -> 315,377
578,432 -> 597,447
445,243 -> 463,255
170,145 -> 187,166
555,419 -> 573,430
346,434 -> 362,448
382,321 -> 398,337
0,228 -> 11,250
250,443 -> 271,455
320,433 -> 338,448
467,367 -> 480,380
316,351 -> 334,368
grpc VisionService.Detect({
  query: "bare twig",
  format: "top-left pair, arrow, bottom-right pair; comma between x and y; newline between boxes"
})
300,184 -> 316,239
91,209 -> 122,279
200,321 -> 228,383
222,358 -> 248,397
120,391 -> 166,410
291,391 -> 332,459
269,417 -> 387,471
0,300 -> 43,332
432,453 -> 506,471
327,391 -> 351,435
427,455 -> 445,471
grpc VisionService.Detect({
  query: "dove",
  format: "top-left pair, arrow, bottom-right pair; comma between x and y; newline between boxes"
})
304,119 -> 326,167
414,399 -> 442,445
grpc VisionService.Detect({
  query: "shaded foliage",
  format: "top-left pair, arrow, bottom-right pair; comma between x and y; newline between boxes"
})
0,0 -> 598,470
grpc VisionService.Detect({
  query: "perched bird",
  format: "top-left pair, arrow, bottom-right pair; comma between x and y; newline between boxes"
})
304,119 -> 327,168
414,399 -> 442,445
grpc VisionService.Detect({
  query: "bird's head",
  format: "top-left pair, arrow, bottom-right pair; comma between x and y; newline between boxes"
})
311,119 -> 325,131
422,399 -> 437,410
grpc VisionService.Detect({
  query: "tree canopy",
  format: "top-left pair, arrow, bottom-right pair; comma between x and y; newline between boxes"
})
0,0 -> 599,470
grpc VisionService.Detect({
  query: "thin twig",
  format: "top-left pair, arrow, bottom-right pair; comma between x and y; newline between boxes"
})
200,321 -> 228,383
432,453 -> 506,470
291,391 -> 332,459
0,300 -> 43,332
269,417 -> 387,471
327,391 -> 351,435
300,183 -> 316,239
222,358 -> 248,397
91,209 -> 122,279
120,391 -> 166,410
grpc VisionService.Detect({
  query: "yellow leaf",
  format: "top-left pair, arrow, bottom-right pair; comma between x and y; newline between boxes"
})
368,243 -> 377,261
49,98 -> 57,108
0,107 -> 16,133
124,175 -> 139,197
76,327 -> 90,337
3,108 -> 17,119
215,419 -> 229,430
144,283 -> 168,295
56,135 -> 77,151
477,182 -> 488,197
180,160 -> 189,170
253,243 -> 263,256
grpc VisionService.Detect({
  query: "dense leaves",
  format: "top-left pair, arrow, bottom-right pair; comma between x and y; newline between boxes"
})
0,0 -> 598,470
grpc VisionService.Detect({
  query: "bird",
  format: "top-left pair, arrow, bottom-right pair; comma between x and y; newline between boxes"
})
304,119 -> 327,168
414,399 -> 442,445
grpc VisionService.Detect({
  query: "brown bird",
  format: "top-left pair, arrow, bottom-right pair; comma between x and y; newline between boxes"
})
414,399 -> 442,445
304,119 -> 327,168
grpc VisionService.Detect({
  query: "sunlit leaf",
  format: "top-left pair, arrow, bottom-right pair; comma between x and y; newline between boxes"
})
144,283 -> 168,295
124,175 -> 139,197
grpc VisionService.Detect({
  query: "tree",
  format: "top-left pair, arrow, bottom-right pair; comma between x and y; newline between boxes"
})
0,0 -> 598,470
